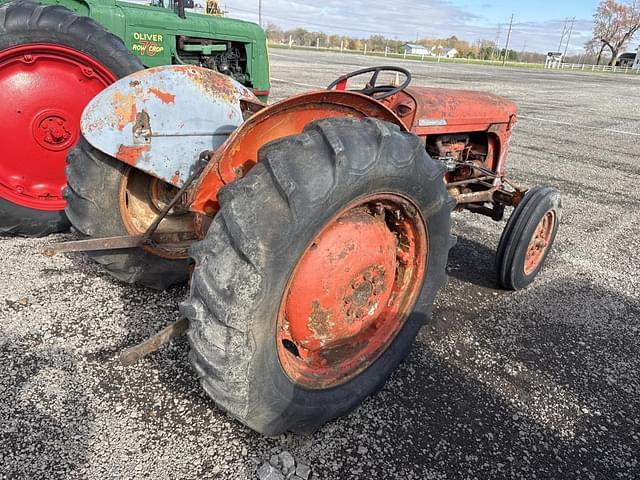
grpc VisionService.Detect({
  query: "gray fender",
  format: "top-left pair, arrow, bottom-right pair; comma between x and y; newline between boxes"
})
80,65 -> 260,187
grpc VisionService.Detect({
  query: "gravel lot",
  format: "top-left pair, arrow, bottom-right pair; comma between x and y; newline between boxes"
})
1,49 -> 639,479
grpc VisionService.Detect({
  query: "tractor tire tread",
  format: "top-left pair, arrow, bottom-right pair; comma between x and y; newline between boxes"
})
183,117 -> 453,434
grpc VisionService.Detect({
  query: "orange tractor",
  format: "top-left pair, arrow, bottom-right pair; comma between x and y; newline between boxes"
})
48,65 -> 560,434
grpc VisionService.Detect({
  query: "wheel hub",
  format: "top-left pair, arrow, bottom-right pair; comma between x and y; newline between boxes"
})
277,195 -> 428,389
285,208 -> 397,352
524,210 -> 556,275
32,110 -> 75,151
119,167 -> 194,259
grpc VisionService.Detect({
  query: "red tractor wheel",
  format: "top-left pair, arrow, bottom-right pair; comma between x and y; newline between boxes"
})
182,117 -> 455,435
0,0 -> 142,236
496,186 -> 561,290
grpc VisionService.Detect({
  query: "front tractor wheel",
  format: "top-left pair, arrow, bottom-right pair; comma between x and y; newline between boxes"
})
496,186 -> 561,290
182,117 -> 455,435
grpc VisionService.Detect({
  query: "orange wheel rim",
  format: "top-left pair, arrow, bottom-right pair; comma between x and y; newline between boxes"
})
524,210 -> 556,275
118,167 -> 194,259
276,193 -> 428,389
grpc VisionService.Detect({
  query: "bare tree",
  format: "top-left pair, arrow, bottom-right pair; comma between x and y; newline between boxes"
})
591,0 -> 640,65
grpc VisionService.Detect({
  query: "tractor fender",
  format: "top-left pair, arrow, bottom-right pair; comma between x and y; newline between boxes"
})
80,65 -> 260,187
189,90 -> 406,215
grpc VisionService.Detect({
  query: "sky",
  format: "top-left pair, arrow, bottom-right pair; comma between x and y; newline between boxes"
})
218,0 -> 636,55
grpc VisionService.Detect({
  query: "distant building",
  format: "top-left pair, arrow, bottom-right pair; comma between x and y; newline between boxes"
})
401,43 -> 432,56
633,46 -> 640,71
617,52 -> 636,67
441,47 -> 458,58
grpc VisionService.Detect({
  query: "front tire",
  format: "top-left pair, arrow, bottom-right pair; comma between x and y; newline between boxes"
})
181,117 -> 455,434
496,186 -> 561,290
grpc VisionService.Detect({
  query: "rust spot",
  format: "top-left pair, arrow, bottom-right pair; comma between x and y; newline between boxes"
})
307,300 -> 333,346
113,90 -> 137,131
116,144 -> 150,164
327,239 -> 356,265
148,87 -> 176,104
133,110 -> 152,139
183,67 -> 243,105
170,170 -> 181,186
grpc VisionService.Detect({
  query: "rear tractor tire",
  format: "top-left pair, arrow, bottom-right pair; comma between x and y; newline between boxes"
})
181,117 -> 456,435
0,0 -> 142,236
496,185 -> 561,290
64,137 -> 191,290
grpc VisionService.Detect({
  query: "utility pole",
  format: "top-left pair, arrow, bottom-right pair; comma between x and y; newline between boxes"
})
502,14 -> 513,66
258,0 -> 262,27
562,17 -> 575,60
557,18 -> 568,53
492,23 -> 502,60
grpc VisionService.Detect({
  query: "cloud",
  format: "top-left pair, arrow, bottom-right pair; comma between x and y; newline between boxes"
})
222,0 -> 598,54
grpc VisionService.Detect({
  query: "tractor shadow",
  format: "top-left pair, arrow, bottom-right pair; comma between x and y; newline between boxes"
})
445,235 -> 500,290
84,249 -> 639,479
296,278 -> 640,479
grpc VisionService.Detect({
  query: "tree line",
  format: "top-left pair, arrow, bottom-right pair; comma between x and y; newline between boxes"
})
265,24 -> 541,62
265,1 -> 640,67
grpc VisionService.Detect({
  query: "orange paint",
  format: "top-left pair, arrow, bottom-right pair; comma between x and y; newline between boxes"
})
148,87 -> 176,104
113,90 -> 137,131
116,144 -> 150,164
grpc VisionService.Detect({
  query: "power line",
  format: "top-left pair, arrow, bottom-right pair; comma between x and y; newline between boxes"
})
562,17 -> 576,58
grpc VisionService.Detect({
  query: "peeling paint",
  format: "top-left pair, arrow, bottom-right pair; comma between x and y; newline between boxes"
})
148,87 -> 176,104
116,144 -> 150,164
113,90 -> 137,131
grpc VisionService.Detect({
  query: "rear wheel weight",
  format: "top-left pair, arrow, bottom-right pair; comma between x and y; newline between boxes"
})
182,117 -> 454,435
0,0 -> 142,236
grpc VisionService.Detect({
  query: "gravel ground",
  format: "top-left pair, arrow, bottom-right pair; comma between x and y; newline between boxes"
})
1,49 -> 639,479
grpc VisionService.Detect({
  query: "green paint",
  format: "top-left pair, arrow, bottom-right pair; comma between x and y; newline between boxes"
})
3,0 -> 270,101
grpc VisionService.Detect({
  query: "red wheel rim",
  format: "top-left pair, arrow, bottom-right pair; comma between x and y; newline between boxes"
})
277,194 -> 428,389
0,44 -> 117,211
524,210 -> 556,275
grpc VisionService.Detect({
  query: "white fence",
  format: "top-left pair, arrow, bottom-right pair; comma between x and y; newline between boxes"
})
273,44 -> 640,75
549,63 -> 640,74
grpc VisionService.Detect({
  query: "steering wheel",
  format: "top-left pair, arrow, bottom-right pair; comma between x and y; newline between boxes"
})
327,66 -> 411,100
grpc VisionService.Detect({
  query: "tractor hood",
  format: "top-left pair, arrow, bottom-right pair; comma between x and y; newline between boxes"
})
404,86 -> 517,131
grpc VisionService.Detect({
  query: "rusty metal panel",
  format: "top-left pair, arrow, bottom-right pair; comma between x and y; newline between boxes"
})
189,90 -> 405,215
81,65 -> 259,187
404,86 -> 517,133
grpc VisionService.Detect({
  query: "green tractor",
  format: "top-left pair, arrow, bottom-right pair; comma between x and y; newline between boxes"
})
0,0 -> 270,236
